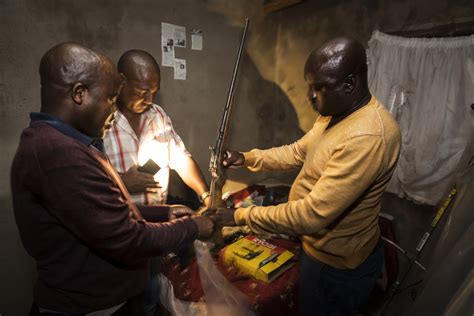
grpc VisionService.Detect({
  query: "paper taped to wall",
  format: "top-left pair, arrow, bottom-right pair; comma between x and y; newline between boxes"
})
191,28 -> 203,51
161,22 -> 186,66
174,58 -> 186,80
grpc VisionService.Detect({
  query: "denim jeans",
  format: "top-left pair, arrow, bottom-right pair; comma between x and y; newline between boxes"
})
143,257 -> 160,316
299,240 -> 384,316
30,302 -> 126,316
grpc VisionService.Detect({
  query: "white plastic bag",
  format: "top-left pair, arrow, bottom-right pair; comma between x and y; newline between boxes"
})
194,240 -> 256,316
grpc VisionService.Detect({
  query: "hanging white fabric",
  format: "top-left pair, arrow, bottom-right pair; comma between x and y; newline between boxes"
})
367,30 -> 474,205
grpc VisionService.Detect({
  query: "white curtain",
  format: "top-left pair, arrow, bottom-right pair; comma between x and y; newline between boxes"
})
368,31 -> 474,205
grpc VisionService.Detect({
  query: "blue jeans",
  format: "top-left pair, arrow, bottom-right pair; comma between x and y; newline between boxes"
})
299,240 -> 384,316
143,257 -> 160,316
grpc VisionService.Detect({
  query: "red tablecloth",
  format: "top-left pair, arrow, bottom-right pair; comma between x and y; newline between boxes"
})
159,216 -> 398,315
159,238 -> 301,315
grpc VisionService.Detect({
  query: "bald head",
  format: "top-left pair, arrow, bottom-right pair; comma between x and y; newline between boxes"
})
40,43 -> 114,93
304,38 -> 370,117
118,50 -> 160,81
305,37 -> 367,85
39,42 -> 119,112
38,42 -> 123,137
116,50 -> 161,114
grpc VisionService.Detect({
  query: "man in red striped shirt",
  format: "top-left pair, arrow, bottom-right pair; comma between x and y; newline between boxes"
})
104,50 -> 210,207
103,50 -> 211,315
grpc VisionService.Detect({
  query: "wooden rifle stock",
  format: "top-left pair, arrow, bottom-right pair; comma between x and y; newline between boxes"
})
208,18 -> 250,209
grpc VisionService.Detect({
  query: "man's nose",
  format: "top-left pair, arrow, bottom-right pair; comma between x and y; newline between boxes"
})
144,91 -> 153,105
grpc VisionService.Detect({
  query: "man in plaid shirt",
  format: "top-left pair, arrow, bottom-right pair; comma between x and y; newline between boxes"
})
103,50 -> 210,207
103,50 -> 211,315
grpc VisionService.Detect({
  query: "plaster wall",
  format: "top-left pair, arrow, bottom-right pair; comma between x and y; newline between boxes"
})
0,1 -> 296,313
1,0 -> 473,314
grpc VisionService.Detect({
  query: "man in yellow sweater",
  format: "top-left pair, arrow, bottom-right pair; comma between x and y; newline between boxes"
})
214,37 -> 401,315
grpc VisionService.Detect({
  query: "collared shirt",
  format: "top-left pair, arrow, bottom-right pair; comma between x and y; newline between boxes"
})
11,116 -> 199,313
30,112 -> 105,152
103,104 -> 191,205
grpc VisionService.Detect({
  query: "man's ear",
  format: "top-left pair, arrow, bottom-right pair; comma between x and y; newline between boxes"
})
71,83 -> 87,105
344,75 -> 355,94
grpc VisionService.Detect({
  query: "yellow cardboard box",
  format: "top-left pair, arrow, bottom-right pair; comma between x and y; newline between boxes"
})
222,235 -> 295,283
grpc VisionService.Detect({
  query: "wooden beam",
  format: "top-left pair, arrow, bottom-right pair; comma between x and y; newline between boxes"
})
388,21 -> 474,38
263,0 -> 303,15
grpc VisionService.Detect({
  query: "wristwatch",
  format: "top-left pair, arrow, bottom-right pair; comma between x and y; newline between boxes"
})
200,191 -> 210,202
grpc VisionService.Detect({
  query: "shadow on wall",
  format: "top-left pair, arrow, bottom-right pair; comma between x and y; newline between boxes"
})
227,52 -> 304,186
169,51 -> 304,199
205,0 -> 474,133
0,195 -> 36,315
205,0 -> 319,132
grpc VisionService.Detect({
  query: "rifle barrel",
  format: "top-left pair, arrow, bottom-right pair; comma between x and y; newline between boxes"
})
209,18 -> 250,208
212,18 -> 250,170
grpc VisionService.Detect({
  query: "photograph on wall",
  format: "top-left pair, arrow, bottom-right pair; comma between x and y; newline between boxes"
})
162,22 -> 186,49
174,25 -> 186,48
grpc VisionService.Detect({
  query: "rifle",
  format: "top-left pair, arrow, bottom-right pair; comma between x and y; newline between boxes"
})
208,18 -> 250,209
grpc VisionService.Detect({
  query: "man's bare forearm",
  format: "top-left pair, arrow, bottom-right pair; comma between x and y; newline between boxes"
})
177,156 -> 209,197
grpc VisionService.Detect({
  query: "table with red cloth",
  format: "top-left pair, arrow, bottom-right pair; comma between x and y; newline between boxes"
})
159,238 -> 301,315
157,213 -> 398,315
